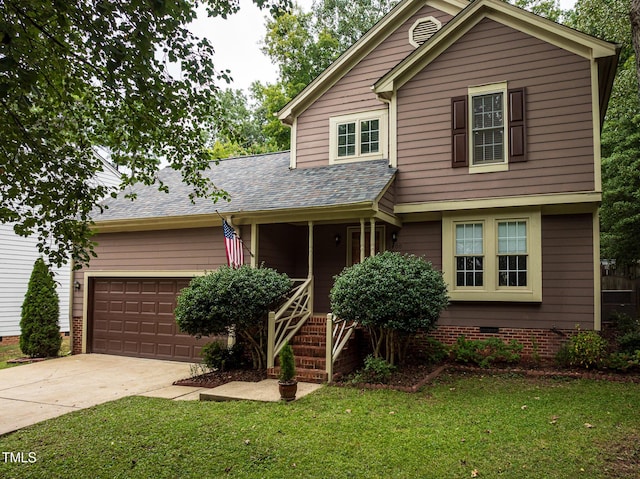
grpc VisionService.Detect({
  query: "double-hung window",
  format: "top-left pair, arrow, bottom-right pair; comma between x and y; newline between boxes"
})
472,91 -> 504,165
443,210 -> 541,302
330,110 -> 387,164
451,82 -> 526,172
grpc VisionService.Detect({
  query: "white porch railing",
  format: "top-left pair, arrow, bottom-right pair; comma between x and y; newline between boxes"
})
325,313 -> 359,382
267,277 -> 313,369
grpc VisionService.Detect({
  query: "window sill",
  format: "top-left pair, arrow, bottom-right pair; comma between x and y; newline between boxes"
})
448,289 -> 542,302
469,162 -> 509,174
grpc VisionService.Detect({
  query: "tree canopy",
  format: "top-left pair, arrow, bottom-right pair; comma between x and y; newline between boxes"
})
0,0 -> 290,267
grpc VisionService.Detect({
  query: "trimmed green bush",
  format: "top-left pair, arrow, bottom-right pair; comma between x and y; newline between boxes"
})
175,265 -> 291,369
449,336 -> 522,368
20,258 -> 62,358
330,251 -> 449,365
351,355 -> 396,384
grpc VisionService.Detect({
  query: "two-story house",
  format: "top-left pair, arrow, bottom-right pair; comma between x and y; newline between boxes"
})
71,0 -> 618,369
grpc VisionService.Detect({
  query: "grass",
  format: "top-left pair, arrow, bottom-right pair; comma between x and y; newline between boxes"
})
0,373 -> 639,478
0,337 -> 71,370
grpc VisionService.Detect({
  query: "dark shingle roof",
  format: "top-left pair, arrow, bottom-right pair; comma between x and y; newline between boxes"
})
96,152 -> 396,221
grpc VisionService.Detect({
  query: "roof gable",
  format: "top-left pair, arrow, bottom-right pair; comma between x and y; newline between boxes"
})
373,0 -> 619,118
277,0 -> 467,125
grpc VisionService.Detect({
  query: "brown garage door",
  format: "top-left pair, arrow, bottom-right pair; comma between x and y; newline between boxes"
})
90,278 -> 209,362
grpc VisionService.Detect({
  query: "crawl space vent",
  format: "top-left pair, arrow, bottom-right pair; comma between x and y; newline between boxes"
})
409,17 -> 442,48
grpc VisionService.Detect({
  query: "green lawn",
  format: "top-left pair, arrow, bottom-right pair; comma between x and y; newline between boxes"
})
0,337 -> 71,369
1,373 -> 639,478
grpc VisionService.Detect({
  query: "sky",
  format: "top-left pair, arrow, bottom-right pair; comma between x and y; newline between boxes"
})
196,0 -> 578,95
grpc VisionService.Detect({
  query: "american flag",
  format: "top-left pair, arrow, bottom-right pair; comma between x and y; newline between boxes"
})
223,220 -> 244,268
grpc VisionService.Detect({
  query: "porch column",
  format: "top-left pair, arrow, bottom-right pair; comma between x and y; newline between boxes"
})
251,223 -> 258,268
308,221 -> 314,315
360,218 -> 366,263
308,221 -> 314,277
370,218 -> 376,257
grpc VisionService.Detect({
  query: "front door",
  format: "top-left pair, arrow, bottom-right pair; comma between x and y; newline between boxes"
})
349,226 -> 384,265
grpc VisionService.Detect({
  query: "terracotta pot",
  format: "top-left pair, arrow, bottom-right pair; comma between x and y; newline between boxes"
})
278,380 -> 298,401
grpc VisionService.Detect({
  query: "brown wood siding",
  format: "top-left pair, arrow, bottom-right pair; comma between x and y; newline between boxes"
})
259,224 -> 308,279
394,221 -> 442,269
295,5 -> 454,169
395,18 -> 595,204
378,182 -> 396,215
72,227 -> 235,318
436,214 -> 595,329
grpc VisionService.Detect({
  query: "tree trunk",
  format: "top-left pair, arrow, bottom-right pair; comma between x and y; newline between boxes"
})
631,0 -> 640,98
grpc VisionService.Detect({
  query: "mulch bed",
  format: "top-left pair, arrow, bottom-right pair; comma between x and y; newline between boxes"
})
173,368 -> 267,388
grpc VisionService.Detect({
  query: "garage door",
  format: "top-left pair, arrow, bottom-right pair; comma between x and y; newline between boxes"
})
90,278 -> 209,362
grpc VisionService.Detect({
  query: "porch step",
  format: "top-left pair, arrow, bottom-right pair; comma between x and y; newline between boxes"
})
267,366 -> 328,384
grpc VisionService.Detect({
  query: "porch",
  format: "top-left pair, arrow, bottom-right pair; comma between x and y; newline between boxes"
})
254,219 -> 399,383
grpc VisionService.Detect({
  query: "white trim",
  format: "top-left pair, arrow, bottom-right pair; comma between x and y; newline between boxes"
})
409,16 -> 442,48
329,109 -> 389,164
591,59 -> 602,192
468,82 -> 509,171
289,118 -> 297,169
442,209 -> 542,302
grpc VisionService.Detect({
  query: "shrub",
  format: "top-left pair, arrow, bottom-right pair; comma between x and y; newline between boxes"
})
352,355 -> 396,384
278,343 -> 296,383
20,258 -> 62,358
449,336 -> 522,368
201,341 -> 246,371
175,265 -> 291,369
411,337 -> 449,365
557,329 -> 609,369
606,351 -> 640,372
330,251 -> 448,365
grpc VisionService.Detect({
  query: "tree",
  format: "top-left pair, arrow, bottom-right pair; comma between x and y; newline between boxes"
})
330,252 -> 449,365
20,257 -> 62,358
252,0 -> 399,151
566,0 -> 640,264
0,0 -> 290,268
174,265 -> 292,369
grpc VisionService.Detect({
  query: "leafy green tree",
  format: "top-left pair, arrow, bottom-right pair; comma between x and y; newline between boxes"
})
254,0 -> 398,150
20,258 -> 62,358
0,0 -> 290,268
175,265 -> 292,369
565,0 -> 640,264
330,251 -> 449,365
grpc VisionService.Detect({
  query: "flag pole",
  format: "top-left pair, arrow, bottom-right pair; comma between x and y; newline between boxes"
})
216,210 -> 255,258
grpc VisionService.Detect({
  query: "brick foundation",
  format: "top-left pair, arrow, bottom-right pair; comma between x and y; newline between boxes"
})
0,335 -> 20,345
426,325 -> 571,359
72,316 -> 83,355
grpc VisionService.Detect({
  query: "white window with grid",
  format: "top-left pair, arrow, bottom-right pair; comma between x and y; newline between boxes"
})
455,223 -> 484,287
329,110 -> 387,164
442,210 -> 542,302
497,221 -> 528,287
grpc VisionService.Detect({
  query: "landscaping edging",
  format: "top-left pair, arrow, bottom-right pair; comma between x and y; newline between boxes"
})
333,363 -> 640,392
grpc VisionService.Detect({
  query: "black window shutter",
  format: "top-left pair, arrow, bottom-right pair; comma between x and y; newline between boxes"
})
508,88 -> 526,163
451,96 -> 468,167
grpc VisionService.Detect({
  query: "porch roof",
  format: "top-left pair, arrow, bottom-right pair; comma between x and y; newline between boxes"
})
94,151 -> 397,226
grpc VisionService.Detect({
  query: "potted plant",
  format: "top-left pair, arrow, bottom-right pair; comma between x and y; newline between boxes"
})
278,342 -> 297,401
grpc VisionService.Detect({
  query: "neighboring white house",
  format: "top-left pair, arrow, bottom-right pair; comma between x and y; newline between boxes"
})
0,154 -> 120,342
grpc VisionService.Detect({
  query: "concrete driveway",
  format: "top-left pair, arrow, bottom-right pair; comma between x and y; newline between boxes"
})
0,354 -> 203,436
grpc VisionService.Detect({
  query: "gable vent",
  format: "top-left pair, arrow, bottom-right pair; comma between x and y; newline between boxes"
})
409,17 -> 442,48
